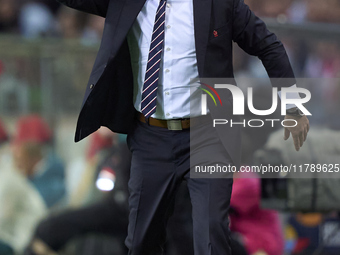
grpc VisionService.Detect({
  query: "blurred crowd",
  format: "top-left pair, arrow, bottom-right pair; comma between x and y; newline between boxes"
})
246,0 -> 340,23
0,0 -> 105,44
0,115 -> 132,254
1,0 -> 340,39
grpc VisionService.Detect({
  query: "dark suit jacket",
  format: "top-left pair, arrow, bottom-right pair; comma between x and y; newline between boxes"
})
58,0 -> 295,168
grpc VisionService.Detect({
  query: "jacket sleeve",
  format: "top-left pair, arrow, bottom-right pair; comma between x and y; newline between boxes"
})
57,0 -> 110,17
232,0 -> 295,86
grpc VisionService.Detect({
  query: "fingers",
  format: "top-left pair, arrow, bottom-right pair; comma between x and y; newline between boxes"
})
293,124 -> 309,150
299,132 -> 303,147
292,133 -> 300,151
284,115 -> 310,151
284,128 -> 290,140
304,126 -> 308,141
304,120 -> 310,142
292,127 -> 306,150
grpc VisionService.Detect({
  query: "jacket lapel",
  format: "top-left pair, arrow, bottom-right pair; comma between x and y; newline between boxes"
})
108,0 -> 147,59
193,0 -> 212,77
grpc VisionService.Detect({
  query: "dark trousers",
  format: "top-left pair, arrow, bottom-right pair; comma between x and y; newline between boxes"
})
125,120 -> 234,255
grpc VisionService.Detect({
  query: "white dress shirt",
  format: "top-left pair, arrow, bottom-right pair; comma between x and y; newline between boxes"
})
127,0 -> 203,119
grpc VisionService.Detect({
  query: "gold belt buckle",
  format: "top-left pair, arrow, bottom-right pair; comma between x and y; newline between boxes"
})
167,120 -> 183,130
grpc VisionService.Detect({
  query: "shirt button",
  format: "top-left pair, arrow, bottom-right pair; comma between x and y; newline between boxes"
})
166,3 -> 171,8
165,69 -> 170,73
166,47 -> 171,51
166,25 -> 171,29
166,113 -> 170,116
165,92 -> 170,95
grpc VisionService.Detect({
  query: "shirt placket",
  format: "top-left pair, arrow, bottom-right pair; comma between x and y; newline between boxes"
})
162,1 -> 173,119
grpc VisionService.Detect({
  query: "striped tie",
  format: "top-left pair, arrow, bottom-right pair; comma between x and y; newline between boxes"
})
141,0 -> 167,118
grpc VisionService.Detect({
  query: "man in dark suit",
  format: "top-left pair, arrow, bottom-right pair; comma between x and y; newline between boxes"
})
56,0 -> 309,254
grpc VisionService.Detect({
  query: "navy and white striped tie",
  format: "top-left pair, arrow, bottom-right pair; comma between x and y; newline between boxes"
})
141,0 -> 167,118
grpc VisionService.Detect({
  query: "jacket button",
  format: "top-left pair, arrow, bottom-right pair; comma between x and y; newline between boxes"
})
90,84 -> 94,89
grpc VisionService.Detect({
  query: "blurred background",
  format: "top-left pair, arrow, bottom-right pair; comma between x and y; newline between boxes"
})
0,0 -> 340,255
